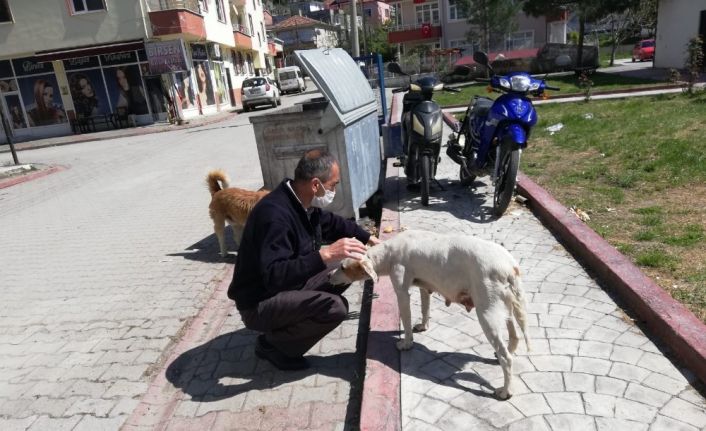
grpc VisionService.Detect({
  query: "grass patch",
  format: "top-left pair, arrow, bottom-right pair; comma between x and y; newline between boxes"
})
522,91 -> 706,323
436,72 -> 671,107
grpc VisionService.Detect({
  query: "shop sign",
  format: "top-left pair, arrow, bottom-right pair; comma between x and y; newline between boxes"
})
100,51 -> 138,66
191,44 -> 208,61
12,57 -> 52,76
63,56 -> 100,71
145,39 -> 188,74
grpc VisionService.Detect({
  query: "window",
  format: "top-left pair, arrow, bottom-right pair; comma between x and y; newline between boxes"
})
365,8 -> 372,17
506,30 -> 534,51
70,0 -> 105,14
391,3 -> 402,26
248,14 -> 254,37
415,3 -> 439,25
0,0 -> 13,23
215,0 -> 225,22
448,0 -> 466,21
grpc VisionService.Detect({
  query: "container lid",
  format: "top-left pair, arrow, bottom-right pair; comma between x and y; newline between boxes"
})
294,48 -> 377,125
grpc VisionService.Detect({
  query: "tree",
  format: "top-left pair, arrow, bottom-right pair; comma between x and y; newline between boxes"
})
523,0 -> 638,68
364,21 -> 397,61
597,0 -> 657,66
458,0 -> 522,54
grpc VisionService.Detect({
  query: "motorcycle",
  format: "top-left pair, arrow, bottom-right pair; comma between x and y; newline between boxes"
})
446,51 -> 561,216
388,63 -> 460,206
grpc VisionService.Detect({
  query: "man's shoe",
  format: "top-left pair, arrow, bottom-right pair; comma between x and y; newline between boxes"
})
255,335 -> 310,371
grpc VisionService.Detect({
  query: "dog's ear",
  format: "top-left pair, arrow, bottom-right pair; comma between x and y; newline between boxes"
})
360,257 -> 378,282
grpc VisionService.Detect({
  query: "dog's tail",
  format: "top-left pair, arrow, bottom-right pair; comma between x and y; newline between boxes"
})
508,266 -> 531,352
206,169 -> 230,196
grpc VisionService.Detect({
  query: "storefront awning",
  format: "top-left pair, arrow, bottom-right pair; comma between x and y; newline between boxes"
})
33,40 -> 146,62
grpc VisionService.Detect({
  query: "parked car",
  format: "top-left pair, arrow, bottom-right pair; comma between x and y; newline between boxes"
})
632,39 -> 655,62
276,66 -> 306,94
241,77 -> 281,111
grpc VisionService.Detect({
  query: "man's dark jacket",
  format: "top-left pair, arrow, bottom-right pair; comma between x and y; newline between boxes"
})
228,180 -> 371,311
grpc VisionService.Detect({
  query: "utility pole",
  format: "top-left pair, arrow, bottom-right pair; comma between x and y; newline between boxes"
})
360,0 -> 367,55
350,0 -> 360,56
0,103 -> 19,165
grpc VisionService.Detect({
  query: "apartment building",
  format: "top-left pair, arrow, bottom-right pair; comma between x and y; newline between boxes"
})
0,0 -> 277,142
386,0 -> 551,64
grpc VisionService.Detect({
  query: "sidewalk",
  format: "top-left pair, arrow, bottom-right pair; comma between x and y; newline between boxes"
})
0,110 -> 237,154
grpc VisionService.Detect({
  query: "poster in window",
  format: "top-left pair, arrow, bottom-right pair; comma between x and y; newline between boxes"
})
67,69 -> 110,117
174,71 -> 195,110
193,61 -> 215,106
4,94 -> 27,129
0,78 -> 17,93
103,64 -> 149,115
18,74 -> 67,127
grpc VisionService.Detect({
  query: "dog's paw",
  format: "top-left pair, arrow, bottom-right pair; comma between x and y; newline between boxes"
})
395,339 -> 413,350
494,387 -> 512,400
413,322 -> 429,333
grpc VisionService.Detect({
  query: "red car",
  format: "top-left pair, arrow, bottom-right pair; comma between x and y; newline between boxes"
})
632,39 -> 655,62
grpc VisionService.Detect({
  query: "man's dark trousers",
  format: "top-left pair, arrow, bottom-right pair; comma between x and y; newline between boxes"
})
239,279 -> 350,358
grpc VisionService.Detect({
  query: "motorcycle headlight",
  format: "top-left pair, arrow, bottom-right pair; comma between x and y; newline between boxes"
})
412,114 -> 425,135
529,82 -> 540,91
499,78 -> 511,90
510,75 -> 531,92
410,83 -> 421,92
433,83 -> 444,91
431,115 -> 443,135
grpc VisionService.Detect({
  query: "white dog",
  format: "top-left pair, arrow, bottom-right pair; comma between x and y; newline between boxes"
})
329,230 -> 530,399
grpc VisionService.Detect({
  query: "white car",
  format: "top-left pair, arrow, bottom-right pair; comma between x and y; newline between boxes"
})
241,77 -> 281,111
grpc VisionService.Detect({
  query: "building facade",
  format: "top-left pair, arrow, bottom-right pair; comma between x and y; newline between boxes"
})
0,0 -> 277,143
269,15 -> 339,62
385,0 -> 551,67
655,0 -> 706,69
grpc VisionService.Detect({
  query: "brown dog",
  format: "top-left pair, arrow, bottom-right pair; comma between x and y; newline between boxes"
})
206,169 -> 269,257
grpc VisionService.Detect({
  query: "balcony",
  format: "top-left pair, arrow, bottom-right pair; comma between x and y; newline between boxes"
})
233,24 -> 253,49
388,23 -> 442,44
148,0 -> 206,39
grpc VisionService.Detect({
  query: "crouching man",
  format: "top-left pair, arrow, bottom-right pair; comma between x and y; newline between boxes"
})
228,149 -> 380,370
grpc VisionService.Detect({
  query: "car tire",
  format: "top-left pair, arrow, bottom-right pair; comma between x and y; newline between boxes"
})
631,57 -> 635,62
243,104 -> 249,112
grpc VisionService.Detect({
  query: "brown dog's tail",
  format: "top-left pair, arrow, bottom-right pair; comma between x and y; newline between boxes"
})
206,169 -> 230,196
508,266 -> 531,352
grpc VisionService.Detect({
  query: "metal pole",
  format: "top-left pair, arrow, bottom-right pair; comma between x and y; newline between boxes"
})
360,0 -> 367,55
350,0 -> 360,57
376,53 -> 387,122
0,102 -> 19,165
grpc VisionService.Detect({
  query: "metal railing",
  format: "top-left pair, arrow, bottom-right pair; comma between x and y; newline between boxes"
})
388,22 -> 440,32
232,23 -> 251,36
148,0 -> 201,14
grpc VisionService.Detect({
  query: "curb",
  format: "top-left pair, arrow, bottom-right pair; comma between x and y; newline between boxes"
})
517,173 -> 706,384
1,112 -> 237,154
0,164 -> 67,189
359,158 -> 402,431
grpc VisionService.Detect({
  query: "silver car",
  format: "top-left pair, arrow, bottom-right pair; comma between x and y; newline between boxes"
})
241,77 -> 281,111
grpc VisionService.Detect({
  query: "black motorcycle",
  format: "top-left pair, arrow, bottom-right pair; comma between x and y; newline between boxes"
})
388,63 -> 459,206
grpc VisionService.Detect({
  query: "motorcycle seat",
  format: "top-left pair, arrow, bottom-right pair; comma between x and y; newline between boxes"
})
470,96 -> 493,117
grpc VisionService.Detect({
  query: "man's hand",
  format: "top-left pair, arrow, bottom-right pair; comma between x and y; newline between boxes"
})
367,236 -> 381,246
320,237 -> 367,264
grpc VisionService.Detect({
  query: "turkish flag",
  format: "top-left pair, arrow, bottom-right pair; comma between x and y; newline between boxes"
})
421,23 -> 431,37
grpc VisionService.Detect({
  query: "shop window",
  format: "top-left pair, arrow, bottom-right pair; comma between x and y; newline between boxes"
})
0,0 -> 13,23
69,0 -> 106,14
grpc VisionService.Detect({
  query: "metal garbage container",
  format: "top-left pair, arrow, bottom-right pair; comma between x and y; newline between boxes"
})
250,48 -> 382,219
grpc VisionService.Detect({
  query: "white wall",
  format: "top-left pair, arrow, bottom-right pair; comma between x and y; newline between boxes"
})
0,0 -> 148,58
656,0 -> 706,68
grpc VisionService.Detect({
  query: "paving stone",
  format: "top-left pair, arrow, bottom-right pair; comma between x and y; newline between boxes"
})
614,398 -> 658,423
408,396 -> 451,424
545,413 -> 596,431
27,415 -> 81,431
508,415 -> 551,431
649,415 -> 699,431
609,363 -> 651,383
610,345 -> 644,365
521,372 -> 564,392
529,355 -> 572,372
583,393 -> 616,417
595,376 -> 628,397
578,341 -> 612,360
509,393 -> 552,416
72,415 -> 128,431
573,357 -> 612,376
0,416 -> 39,431
436,407 -> 498,431
545,392 -> 585,414
659,398 -> 706,428
624,382 -> 672,408
595,417 -> 647,431
563,373 -> 596,393
549,339 -> 579,356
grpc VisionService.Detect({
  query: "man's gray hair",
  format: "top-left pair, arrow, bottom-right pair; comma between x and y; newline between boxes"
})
294,149 -> 337,182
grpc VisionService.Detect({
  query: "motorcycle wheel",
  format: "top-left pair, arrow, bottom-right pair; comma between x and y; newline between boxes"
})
421,154 -> 431,206
493,148 -> 520,216
459,165 -> 476,186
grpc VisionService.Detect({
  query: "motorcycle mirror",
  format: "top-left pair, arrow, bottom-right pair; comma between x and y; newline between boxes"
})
387,62 -> 406,75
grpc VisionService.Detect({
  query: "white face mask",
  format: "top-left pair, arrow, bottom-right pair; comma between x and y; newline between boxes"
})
311,179 -> 336,208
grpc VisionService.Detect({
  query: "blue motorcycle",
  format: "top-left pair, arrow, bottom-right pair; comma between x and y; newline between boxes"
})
446,51 -> 560,216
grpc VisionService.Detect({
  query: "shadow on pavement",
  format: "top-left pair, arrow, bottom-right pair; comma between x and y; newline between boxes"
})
165,232 -> 236,263
366,329 -> 499,399
165,329 -> 357,402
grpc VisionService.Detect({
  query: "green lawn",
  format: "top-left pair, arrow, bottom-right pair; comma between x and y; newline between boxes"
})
435,72 -> 670,107
519,92 -> 706,322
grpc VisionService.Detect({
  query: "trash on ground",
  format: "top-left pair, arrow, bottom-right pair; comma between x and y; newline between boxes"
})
583,113 -> 594,120
569,206 -> 591,222
545,123 -> 564,135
